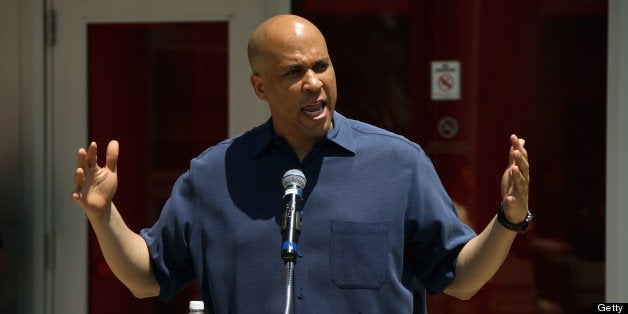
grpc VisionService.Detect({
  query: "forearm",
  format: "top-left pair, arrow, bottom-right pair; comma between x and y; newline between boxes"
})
444,215 -> 517,299
89,202 -> 160,298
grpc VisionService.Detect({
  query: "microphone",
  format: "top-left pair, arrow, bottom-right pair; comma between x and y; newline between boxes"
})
280,169 -> 307,262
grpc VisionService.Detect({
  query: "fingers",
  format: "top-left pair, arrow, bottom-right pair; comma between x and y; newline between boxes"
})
105,140 -> 119,173
75,140 -> 118,172
511,164 -> 527,195
72,167 -> 85,201
509,134 -> 530,180
510,134 -> 528,160
86,141 -> 97,168
72,140 -> 119,202
73,143 -> 94,202
76,142 -> 97,174
74,145 -> 89,201
76,147 -> 87,172
505,134 -> 530,208
75,142 -> 96,186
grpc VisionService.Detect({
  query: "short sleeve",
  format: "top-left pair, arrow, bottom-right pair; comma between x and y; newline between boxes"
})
404,149 -> 476,294
140,170 -> 197,302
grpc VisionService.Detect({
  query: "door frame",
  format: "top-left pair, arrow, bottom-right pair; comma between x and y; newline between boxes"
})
606,0 -> 628,302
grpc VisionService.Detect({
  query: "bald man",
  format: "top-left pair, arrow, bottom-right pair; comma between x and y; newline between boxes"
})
73,15 -> 531,313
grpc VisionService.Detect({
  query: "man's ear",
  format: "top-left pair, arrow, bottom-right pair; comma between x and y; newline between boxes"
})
250,74 -> 268,101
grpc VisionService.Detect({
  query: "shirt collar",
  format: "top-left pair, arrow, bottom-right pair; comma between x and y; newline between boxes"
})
325,112 -> 356,154
251,111 -> 356,157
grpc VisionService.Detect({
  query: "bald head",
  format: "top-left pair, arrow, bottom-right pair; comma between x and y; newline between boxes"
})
247,15 -> 328,75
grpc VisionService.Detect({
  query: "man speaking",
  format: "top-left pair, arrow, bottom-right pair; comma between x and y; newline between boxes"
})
72,14 -> 531,313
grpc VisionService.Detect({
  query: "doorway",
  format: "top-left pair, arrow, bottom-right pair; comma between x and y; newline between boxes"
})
87,22 -> 228,313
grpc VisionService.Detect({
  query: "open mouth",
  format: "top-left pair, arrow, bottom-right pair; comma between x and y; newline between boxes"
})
301,100 -> 327,117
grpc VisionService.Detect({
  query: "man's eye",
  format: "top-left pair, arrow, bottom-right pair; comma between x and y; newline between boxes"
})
314,63 -> 328,72
285,69 -> 301,76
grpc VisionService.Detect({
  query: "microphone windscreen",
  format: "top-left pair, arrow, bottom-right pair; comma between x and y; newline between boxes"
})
282,169 -> 307,189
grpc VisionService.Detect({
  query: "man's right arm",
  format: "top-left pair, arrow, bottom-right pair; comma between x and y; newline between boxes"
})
72,140 -> 159,298
89,201 -> 160,298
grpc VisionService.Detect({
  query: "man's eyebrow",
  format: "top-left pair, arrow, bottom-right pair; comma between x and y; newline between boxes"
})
281,57 -> 331,70
281,64 -> 303,71
315,57 -> 331,64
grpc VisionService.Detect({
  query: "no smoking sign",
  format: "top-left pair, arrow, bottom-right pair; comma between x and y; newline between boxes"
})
431,61 -> 461,100
437,116 -> 459,139
437,74 -> 455,91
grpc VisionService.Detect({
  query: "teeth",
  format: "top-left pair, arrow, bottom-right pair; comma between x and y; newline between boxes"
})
302,101 -> 325,117
303,107 -> 324,117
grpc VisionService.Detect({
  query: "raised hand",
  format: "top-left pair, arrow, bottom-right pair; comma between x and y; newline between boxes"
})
500,134 -> 530,222
72,140 -> 119,220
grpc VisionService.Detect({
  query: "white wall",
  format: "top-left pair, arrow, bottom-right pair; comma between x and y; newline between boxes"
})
1,0 -> 46,313
0,0 -> 24,312
606,0 -> 628,301
229,1 -> 289,136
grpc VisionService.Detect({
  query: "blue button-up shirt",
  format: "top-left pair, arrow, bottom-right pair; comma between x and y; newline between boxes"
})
141,112 -> 476,313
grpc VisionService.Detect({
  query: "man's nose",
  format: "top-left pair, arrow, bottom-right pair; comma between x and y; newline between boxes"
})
303,69 -> 323,91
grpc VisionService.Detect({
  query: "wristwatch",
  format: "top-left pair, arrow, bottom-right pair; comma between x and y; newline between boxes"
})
497,202 -> 533,233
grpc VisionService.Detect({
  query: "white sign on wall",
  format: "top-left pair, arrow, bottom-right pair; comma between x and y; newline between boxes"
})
431,61 -> 461,101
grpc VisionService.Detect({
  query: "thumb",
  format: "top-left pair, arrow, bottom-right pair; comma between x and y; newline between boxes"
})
105,140 -> 119,173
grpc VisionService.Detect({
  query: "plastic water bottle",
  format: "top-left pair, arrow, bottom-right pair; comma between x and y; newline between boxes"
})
188,300 -> 205,314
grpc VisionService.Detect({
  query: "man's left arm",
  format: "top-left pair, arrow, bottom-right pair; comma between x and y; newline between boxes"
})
444,134 -> 530,300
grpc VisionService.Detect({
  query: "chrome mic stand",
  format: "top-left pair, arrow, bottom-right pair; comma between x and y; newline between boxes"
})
280,170 -> 306,314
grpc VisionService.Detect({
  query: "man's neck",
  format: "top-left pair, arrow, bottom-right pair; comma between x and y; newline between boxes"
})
271,120 -> 333,162
285,136 -> 317,162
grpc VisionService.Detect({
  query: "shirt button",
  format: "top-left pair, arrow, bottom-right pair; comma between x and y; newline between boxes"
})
297,290 -> 304,300
297,250 -> 304,258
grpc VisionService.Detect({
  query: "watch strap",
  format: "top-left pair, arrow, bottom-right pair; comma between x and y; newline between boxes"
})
497,202 -> 532,233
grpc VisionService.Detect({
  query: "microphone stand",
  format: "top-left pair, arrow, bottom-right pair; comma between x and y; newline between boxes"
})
280,170 -> 305,314
283,260 -> 295,314
281,186 -> 302,314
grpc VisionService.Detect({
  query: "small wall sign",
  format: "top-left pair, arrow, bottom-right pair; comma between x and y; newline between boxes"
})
431,61 -> 461,101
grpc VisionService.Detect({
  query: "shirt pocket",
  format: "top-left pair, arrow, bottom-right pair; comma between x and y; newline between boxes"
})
330,220 -> 388,290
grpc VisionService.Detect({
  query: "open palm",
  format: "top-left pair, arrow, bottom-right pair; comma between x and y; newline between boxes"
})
72,140 -> 119,220
500,134 -> 529,222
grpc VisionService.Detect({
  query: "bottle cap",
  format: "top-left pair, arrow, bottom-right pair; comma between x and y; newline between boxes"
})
189,300 -> 204,310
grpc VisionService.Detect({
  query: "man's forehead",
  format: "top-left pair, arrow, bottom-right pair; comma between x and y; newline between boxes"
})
272,47 -> 330,68
249,15 -> 329,73
293,22 -> 306,36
